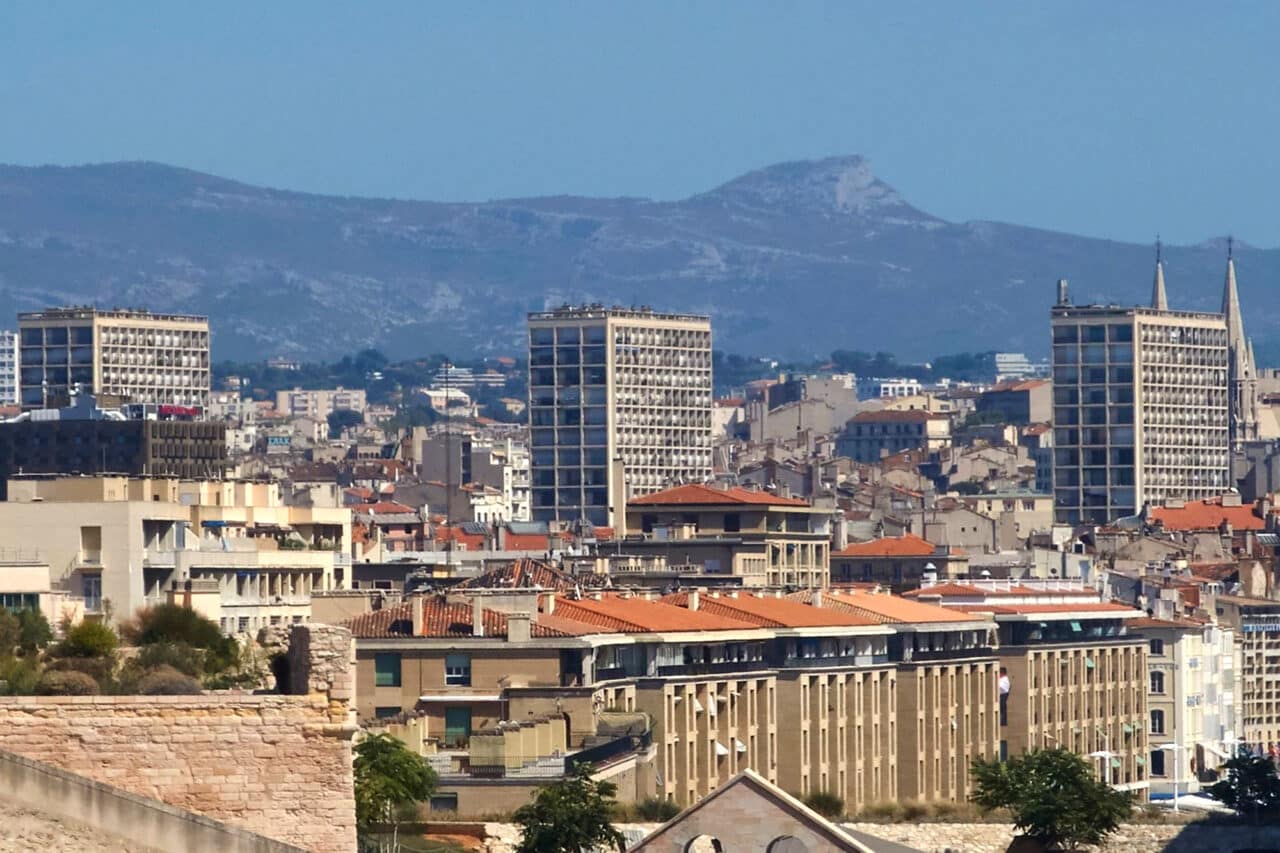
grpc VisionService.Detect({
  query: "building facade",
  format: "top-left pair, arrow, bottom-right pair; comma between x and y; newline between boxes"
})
0,330 -> 17,405
1215,595 -> 1280,749
836,410 -> 951,463
18,308 -> 210,410
528,307 -> 712,527
1050,279 -> 1229,524
274,387 -> 368,420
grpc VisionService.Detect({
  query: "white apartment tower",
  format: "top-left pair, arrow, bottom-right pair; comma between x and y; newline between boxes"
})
0,330 -> 18,406
528,306 -> 713,527
1050,271 -> 1229,525
18,308 -> 210,410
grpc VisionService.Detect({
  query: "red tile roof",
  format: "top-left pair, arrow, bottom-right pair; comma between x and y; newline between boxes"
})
664,592 -> 879,628
504,533 -> 551,551
1149,498 -> 1266,532
456,558 -> 579,592
850,410 -> 948,423
367,500 -> 418,515
547,595 -> 757,633
834,533 -> 938,558
344,599 -> 570,639
788,590 -> 976,624
435,526 -> 487,549
629,483 -> 811,508
901,583 -> 1099,598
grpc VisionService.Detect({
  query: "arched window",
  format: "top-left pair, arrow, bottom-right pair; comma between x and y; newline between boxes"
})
685,835 -> 724,853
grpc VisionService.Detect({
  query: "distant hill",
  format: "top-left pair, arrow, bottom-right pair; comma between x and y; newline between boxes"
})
0,156 -> 1274,362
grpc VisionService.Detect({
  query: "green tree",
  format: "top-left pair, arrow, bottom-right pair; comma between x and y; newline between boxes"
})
1207,753 -> 1280,822
328,408 -> 365,439
354,733 -> 438,847
514,765 -> 626,853
53,620 -> 119,659
16,609 -> 52,652
971,748 -> 1132,850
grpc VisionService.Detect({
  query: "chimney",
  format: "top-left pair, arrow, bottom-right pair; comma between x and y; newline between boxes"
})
813,590 -> 823,608
472,595 -> 485,637
688,589 -> 700,611
507,611 -> 531,644
412,596 -> 424,636
1056,279 -> 1070,306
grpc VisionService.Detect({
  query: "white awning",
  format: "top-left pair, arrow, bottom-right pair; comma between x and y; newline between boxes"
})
1203,744 -> 1230,760
734,738 -> 747,754
418,694 -> 501,703
714,741 -> 730,757
692,697 -> 705,713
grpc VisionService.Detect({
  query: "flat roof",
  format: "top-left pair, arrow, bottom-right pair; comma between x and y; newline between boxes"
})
18,307 -> 209,323
528,305 -> 710,323
1050,304 -> 1225,323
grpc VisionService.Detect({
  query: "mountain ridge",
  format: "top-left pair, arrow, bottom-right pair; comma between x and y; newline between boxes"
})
0,156 -> 1274,362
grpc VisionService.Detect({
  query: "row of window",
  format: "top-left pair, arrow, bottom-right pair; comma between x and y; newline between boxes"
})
374,652 -> 471,688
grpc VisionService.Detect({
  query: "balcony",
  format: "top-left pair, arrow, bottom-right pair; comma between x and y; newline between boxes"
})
902,646 -> 997,664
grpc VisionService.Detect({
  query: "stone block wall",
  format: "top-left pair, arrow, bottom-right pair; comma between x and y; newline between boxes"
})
840,821 -> 1280,853
0,624 -> 356,853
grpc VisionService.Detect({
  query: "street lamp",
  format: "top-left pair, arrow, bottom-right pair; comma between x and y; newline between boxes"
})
1158,742 -> 1186,811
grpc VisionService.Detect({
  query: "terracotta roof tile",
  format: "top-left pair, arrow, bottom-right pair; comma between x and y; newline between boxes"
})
345,599 -> 570,639
834,533 -> 938,558
548,595 -> 757,633
663,592 -> 879,628
1149,498 -> 1266,532
629,483 -> 811,508
789,590 -> 976,624
850,410 -> 948,423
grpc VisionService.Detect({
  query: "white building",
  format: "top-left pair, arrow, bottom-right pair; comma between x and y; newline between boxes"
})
0,330 -> 17,406
856,376 -> 922,400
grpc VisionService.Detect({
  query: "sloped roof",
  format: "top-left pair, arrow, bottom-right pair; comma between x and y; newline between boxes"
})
834,533 -> 938,558
629,483 -> 811,507
456,558 -> 580,592
788,589 -> 977,625
902,583 -> 1097,598
849,409 -> 946,423
629,768 -> 879,853
957,602 -> 1139,616
663,592 -> 880,629
1149,498 -> 1266,532
548,595 -> 757,633
344,599 -> 570,640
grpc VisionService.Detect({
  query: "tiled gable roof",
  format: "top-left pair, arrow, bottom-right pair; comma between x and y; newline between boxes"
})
1149,498 -> 1266,532
344,598 -> 570,639
834,533 -> 938,558
629,483 -> 811,508
788,590 -> 975,624
663,592 -> 879,629
549,595 -> 757,633
456,558 -> 580,592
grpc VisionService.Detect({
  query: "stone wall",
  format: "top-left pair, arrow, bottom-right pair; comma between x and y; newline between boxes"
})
0,624 -> 356,853
840,821 -> 1280,853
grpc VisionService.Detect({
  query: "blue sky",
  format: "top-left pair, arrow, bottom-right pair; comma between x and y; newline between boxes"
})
3,2 -> 1277,245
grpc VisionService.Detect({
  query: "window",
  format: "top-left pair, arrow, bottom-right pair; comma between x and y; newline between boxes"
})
445,653 -> 472,686
374,707 -> 401,719
1150,709 -> 1165,735
1150,749 -> 1166,777
429,793 -> 459,813
374,653 -> 402,688
723,512 -> 741,533
1149,639 -> 1164,656
1150,671 -> 1165,694
444,707 -> 472,747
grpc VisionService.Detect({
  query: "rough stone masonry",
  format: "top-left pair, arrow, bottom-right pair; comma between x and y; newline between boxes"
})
0,624 -> 357,853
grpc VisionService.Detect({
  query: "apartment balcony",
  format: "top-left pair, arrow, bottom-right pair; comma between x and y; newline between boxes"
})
144,548 -> 335,571
902,646 -> 997,664
778,653 -> 891,670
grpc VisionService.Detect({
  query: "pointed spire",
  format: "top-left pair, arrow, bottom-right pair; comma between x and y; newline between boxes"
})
1151,235 -> 1168,310
1247,338 -> 1258,379
1223,252 -> 1245,349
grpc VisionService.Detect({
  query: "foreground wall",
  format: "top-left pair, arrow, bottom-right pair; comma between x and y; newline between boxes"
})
841,821 -> 1280,853
0,625 -> 356,853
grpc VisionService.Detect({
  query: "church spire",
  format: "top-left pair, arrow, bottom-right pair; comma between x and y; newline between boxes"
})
1223,242 -> 1260,447
1151,236 -> 1168,310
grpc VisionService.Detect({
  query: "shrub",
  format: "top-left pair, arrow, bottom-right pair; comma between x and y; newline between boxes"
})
135,665 -> 203,695
857,801 -> 904,822
17,609 -> 52,651
134,641 -> 203,677
802,790 -> 845,820
46,655 -> 116,685
121,604 -> 239,674
36,670 -> 100,695
633,796 -> 680,822
53,620 -> 119,659
0,656 -> 40,695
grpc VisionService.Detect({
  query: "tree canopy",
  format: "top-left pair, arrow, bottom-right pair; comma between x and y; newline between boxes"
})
1207,753 -> 1280,822
971,748 -> 1132,850
513,765 -> 626,853
353,733 -> 439,834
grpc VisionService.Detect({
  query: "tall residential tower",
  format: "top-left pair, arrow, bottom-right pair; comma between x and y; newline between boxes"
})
1050,276 -> 1229,525
18,308 -> 210,410
528,306 -> 713,527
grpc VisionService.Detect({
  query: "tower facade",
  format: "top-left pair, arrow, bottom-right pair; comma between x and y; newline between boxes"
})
1223,257 -> 1260,447
528,306 -> 713,527
1050,279 -> 1229,525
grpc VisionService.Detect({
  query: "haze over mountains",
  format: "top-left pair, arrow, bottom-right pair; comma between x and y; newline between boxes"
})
0,156 -> 1274,363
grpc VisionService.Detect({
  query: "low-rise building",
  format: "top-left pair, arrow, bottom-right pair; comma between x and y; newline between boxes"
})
830,534 -> 967,591
625,484 -> 832,588
274,386 -> 367,420
837,410 -> 951,463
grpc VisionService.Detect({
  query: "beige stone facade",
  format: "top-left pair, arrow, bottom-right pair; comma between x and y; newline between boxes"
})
0,625 -> 355,853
